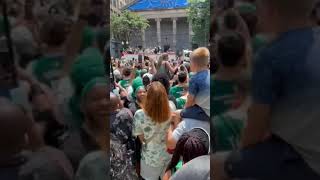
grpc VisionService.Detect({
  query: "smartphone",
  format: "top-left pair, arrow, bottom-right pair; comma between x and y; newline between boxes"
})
138,55 -> 143,64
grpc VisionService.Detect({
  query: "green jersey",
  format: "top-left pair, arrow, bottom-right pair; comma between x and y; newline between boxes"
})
211,78 -> 238,115
211,77 -> 245,151
119,79 -> 130,89
176,97 -> 187,109
135,70 -> 141,77
169,85 -> 184,99
29,55 -> 64,88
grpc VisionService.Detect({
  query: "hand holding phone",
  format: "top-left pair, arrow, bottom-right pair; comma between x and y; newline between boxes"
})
138,54 -> 143,64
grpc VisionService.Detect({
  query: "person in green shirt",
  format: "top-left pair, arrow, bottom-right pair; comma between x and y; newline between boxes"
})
119,67 -> 132,90
169,71 -> 188,99
69,47 -> 106,131
27,17 -> 67,88
212,32 -> 248,151
175,86 -> 188,109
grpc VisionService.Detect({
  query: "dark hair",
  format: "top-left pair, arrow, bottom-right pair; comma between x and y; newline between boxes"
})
178,71 -> 187,83
143,75 -> 150,87
122,67 -> 132,77
40,17 -> 67,46
152,73 -> 170,94
217,32 -> 246,67
166,128 -> 209,172
224,11 -> 239,30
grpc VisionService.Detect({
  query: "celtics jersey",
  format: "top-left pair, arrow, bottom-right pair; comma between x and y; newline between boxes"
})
169,86 -> 185,99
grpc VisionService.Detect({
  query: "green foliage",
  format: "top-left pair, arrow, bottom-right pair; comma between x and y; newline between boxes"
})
111,10 -> 149,43
187,0 -> 210,46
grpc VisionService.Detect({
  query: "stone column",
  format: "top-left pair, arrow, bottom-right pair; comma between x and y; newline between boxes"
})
156,18 -> 162,47
189,20 -> 193,49
172,17 -> 177,51
142,29 -> 146,48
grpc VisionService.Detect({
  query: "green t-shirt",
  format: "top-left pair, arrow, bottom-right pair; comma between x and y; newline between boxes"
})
214,115 -> 244,151
30,55 -> 64,88
211,78 -> 238,115
169,85 -> 184,99
135,70 -> 141,77
211,77 -> 245,151
119,79 -> 130,89
176,97 -> 186,109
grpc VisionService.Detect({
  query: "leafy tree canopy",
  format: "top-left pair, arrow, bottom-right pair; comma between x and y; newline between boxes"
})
187,0 -> 210,47
111,10 -> 149,43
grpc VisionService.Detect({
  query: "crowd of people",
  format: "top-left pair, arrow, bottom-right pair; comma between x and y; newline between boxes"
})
0,0 -> 108,179
110,47 -> 211,179
2,0 -> 320,179
211,0 -> 320,179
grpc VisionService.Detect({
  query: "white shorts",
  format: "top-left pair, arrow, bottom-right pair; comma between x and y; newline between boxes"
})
140,160 -> 168,180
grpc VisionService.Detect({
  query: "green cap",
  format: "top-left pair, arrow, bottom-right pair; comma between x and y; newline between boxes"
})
131,77 -> 144,99
81,77 -> 107,102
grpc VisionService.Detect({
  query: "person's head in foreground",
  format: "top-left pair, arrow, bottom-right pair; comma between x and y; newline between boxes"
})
40,16 -> 68,49
0,97 -> 32,158
164,128 -> 209,179
143,81 -> 170,123
256,0 -> 315,34
190,47 -> 210,73
170,155 -> 210,180
76,151 -> 107,180
80,77 -> 108,149
216,31 -> 246,75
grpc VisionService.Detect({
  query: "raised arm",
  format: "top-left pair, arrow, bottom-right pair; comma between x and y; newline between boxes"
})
61,0 -> 89,76
165,61 -> 178,74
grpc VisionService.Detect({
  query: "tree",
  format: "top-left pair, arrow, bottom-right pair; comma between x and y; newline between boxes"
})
111,10 -> 149,45
187,0 -> 210,47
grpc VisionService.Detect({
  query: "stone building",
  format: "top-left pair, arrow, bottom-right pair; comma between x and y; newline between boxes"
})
111,0 -> 133,14
125,0 -> 193,51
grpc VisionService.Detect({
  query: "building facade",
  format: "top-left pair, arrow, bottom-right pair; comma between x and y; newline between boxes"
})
111,0 -> 133,14
126,0 -> 192,51
111,0 -> 134,57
